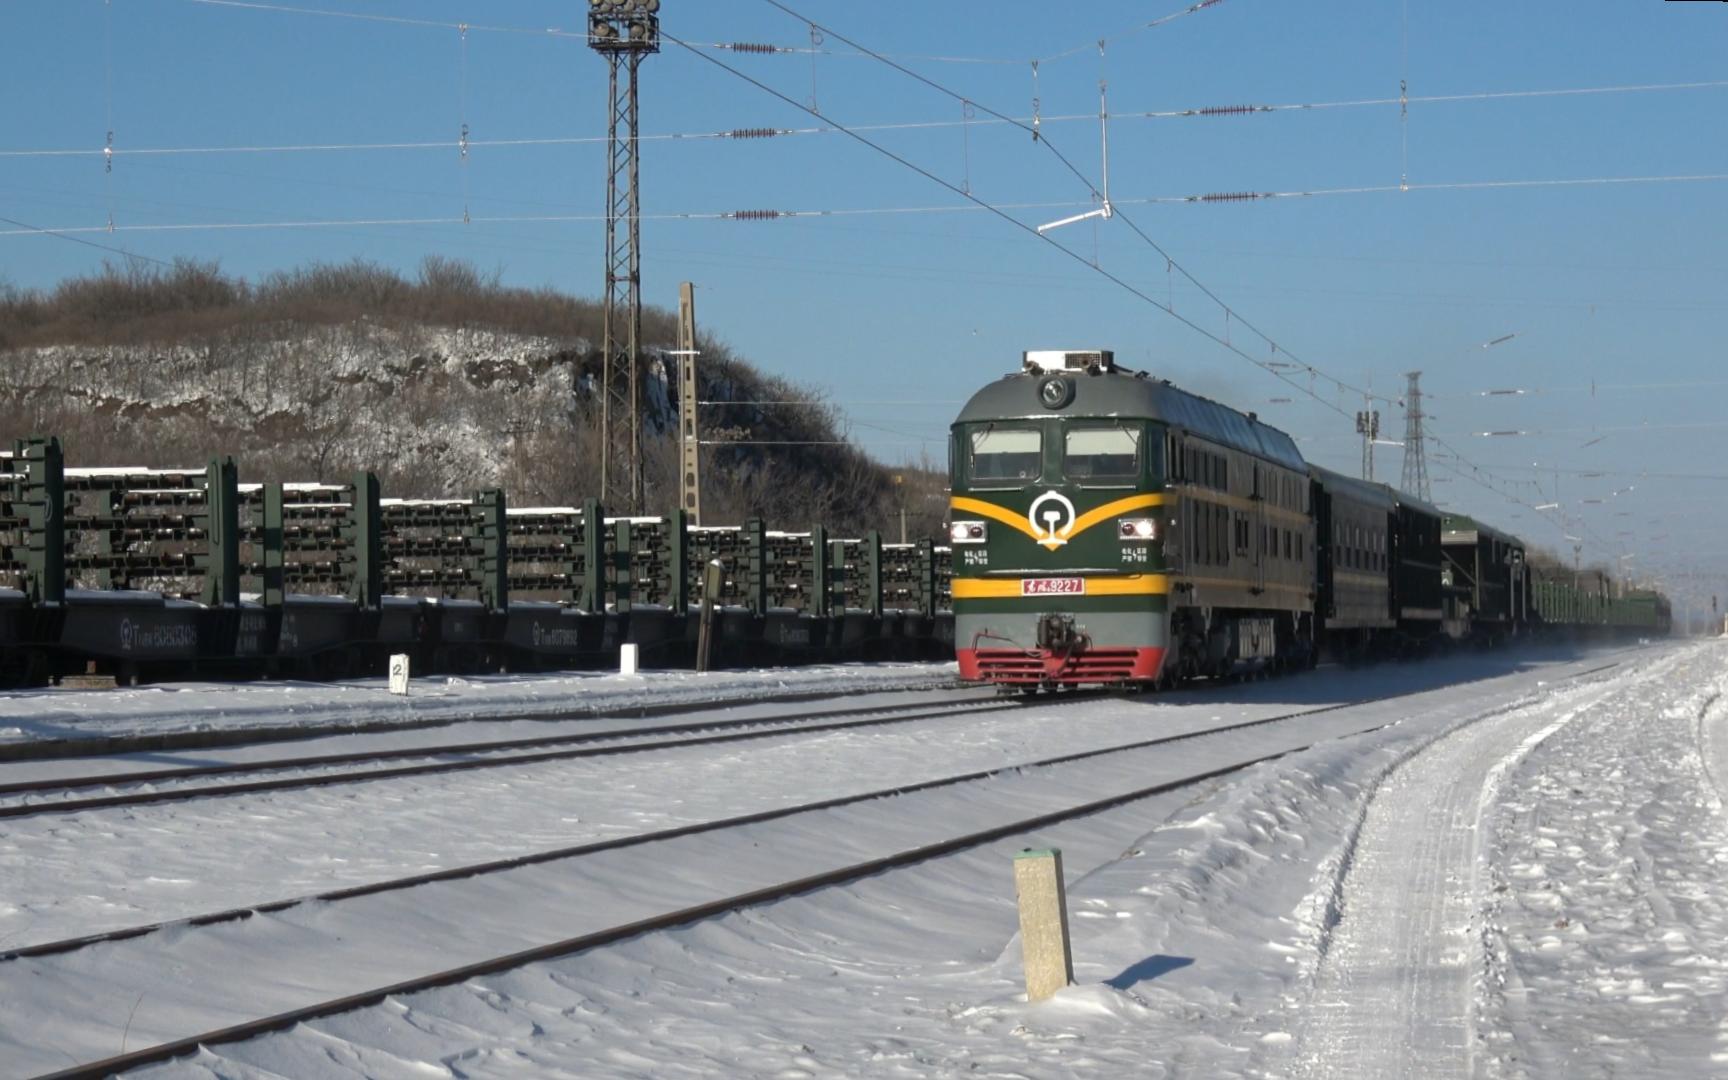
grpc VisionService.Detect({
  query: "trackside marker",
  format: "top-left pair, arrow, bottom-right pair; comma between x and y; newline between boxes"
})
387,654 -> 410,696
1013,847 -> 1074,1002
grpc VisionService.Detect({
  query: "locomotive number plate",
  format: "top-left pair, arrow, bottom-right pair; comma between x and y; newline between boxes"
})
1021,577 -> 1085,596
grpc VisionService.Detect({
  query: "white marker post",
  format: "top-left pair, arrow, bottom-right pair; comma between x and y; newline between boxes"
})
1013,847 -> 1074,1003
619,642 -> 639,676
387,653 -> 410,696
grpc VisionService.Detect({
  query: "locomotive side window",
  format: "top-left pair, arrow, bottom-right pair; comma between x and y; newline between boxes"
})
1063,425 -> 1140,485
966,426 -> 1042,487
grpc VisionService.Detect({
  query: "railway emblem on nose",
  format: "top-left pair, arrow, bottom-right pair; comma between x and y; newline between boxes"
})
1027,490 -> 1077,549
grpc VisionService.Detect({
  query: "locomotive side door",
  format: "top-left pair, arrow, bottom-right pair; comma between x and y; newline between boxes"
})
1252,463 -> 1267,600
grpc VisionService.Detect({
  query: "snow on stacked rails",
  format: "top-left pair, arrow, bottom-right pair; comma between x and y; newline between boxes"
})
0,439 -> 953,687
946,349 -> 1670,690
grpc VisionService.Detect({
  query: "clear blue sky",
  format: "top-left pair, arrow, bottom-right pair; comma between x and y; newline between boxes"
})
4,1 -> 1726,620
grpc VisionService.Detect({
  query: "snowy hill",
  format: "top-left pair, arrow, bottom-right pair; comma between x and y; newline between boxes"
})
0,259 -> 934,532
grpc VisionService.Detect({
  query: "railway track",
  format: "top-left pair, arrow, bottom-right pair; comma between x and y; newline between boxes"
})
15,660 -> 1629,1079
0,674 -> 968,765
0,692 -> 1040,819
2,688 -> 1390,966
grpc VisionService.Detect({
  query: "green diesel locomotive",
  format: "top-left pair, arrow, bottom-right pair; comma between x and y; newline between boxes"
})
948,349 -> 1667,690
949,349 -> 1315,687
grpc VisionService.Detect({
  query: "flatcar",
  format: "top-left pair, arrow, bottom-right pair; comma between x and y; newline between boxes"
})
948,349 -> 1316,688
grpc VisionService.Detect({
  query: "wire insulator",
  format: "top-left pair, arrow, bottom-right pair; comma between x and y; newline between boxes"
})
726,128 -> 782,139
1193,191 -> 1267,203
730,209 -> 786,221
1196,104 -> 1269,117
727,42 -> 781,54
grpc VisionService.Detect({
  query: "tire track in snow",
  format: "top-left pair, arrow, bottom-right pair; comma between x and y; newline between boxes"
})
1290,661 -> 1659,1079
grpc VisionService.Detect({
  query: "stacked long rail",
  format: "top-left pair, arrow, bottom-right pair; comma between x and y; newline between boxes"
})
0,436 -> 953,685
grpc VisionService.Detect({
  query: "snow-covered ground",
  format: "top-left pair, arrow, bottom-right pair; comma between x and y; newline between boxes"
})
1473,645 -> 1728,1077
0,661 -> 960,746
11,641 -> 1727,1078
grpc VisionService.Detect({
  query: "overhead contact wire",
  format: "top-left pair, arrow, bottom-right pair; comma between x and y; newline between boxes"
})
757,1 -> 1379,414
664,28 -> 1352,424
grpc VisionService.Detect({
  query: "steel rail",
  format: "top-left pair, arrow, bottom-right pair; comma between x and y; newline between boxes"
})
0,691 -> 1021,800
23,660 -> 1625,1080
12,665 -> 1627,968
0,695 -> 1042,820
1,681 -> 1447,966
0,676 -> 965,765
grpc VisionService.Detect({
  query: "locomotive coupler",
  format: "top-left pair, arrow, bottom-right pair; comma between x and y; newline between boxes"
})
1036,613 -> 1082,653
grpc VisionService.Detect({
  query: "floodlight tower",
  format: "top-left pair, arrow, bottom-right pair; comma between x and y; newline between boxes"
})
1355,408 -> 1380,482
1401,371 -> 1431,501
588,0 -> 660,513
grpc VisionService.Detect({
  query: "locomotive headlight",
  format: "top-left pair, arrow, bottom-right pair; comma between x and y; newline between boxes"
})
1117,517 -> 1157,541
949,520 -> 988,544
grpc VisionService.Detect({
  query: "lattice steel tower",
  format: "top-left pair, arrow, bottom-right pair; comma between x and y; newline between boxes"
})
588,0 -> 660,513
1401,370 -> 1431,500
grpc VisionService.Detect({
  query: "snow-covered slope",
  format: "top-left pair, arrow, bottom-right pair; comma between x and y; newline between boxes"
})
4,322 -> 667,496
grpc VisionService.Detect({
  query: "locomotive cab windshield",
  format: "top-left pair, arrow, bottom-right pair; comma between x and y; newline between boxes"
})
1062,423 -> 1144,486
957,420 -> 1158,490
965,425 -> 1042,487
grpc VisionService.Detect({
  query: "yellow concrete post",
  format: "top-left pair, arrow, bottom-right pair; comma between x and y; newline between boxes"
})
1013,847 -> 1074,1003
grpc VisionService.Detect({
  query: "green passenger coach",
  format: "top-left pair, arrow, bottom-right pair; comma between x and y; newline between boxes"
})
949,350 -> 1316,688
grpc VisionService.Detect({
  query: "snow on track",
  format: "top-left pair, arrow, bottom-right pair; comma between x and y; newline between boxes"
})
0,685 -> 991,792
0,690 -> 1432,1077
0,650 -> 1598,954
1474,640 -> 1728,1078
90,647 -> 1658,1080
3,698 -> 1141,949
0,661 -> 959,746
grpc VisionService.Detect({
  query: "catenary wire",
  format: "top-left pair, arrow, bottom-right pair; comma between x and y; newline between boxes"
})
8,175 -> 1727,237
0,213 -> 174,267
174,0 -> 1229,66
757,0 -> 1392,413
10,80 -> 1724,160
661,27 -> 1363,425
